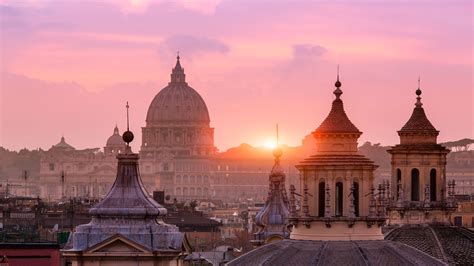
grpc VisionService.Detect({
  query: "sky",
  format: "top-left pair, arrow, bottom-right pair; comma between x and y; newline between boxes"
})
0,0 -> 472,152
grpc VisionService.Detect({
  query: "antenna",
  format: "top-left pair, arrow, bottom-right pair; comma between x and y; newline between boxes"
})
337,64 -> 340,80
418,76 -> 421,88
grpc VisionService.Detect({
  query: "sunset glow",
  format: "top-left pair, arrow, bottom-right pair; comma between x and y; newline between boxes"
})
0,0 -> 472,152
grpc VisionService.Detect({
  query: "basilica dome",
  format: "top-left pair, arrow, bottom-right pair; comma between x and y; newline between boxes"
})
106,126 -> 125,146
146,56 -> 210,126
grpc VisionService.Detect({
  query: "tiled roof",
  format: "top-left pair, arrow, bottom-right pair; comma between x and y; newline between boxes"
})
228,239 -> 446,265
386,225 -> 474,265
314,98 -> 360,134
399,106 -> 438,133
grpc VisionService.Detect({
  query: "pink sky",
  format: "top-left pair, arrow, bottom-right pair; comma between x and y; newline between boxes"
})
0,0 -> 472,152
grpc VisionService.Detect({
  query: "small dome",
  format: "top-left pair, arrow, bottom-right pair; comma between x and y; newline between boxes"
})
106,126 -> 126,146
146,57 -> 210,125
51,136 -> 75,151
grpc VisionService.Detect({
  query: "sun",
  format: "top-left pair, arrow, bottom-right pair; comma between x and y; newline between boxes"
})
263,138 -> 277,149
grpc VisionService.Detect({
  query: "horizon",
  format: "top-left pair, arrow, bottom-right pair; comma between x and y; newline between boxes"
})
1,0 -> 473,152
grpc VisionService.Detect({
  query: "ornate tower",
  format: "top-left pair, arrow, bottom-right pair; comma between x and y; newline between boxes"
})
289,73 -> 386,241
253,140 -> 290,245
63,104 -> 189,265
387,82 -> 454,225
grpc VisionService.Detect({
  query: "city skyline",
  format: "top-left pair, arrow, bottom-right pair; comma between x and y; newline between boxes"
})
1,0 -> 472,152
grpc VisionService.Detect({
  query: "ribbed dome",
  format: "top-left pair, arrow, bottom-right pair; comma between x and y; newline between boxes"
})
106,126 -> 125,146
146,57 -> 210,125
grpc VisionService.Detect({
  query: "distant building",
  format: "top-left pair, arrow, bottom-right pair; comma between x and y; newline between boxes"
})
140,56 -> 217,200
38,128 -> 125,201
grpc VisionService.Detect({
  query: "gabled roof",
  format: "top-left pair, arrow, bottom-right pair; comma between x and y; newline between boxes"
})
85,234 -> 151,254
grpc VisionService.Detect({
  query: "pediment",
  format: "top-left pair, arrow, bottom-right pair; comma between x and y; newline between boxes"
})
86,235 -> 151,254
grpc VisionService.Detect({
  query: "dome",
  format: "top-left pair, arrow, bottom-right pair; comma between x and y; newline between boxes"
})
146,57 -> 210,125
51,136 -> 75,151
106,126 -> 126,146
228,239 -> 446,265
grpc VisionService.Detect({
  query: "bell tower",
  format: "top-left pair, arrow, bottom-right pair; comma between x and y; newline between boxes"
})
387,81 -> 455,225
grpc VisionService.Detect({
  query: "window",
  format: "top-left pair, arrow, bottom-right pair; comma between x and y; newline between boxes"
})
396,169 -> 402,199
318,182 -> 325,217
49,163 -> 55,171
430,169 -> 437,201
335,182 -> 343,216
411,168 -> 420,201
353,182 -> 360,217
163,163 -> 169,171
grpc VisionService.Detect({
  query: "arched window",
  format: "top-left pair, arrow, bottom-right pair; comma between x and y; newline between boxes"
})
396,169 -> 402,199
411,168 -> 420,201
353,182 -> 360,217
430,169 -> 437,201
176,187 -> 181,195
318,182 -> 325,217
335,182 -> 343,216
176,175 -> 181,183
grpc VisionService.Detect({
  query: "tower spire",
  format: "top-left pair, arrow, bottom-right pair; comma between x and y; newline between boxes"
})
170,53 -> 185,83
122,101 -> 134,150
415,76 -> 423,108
334,65 -> 342,99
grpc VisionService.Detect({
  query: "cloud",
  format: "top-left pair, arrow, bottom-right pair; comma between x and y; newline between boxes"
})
158,35 -> 229,60
292,44 -> 327,59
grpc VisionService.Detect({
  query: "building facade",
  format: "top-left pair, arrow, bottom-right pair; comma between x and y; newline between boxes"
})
38,128 -> 126,201
140,56 -> 216,200
387,86 -> 455,225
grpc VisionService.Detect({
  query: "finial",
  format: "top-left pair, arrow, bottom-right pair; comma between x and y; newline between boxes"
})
272,124 -> 283,160
177,51 -> 180,61
122,101 -> 134,146
415,77 -> 423,107
335,64 -> 341,88
333,65 -> 343,99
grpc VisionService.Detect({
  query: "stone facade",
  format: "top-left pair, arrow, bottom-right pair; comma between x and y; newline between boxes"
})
140,56 -> 216,199
289,76 -> 386,241
38,130 -> 126,201
387,87 -> 455,225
